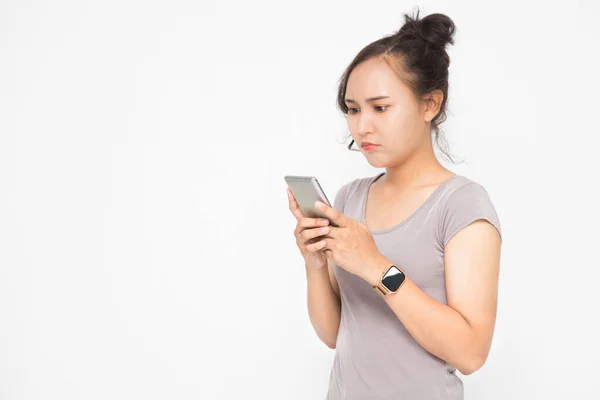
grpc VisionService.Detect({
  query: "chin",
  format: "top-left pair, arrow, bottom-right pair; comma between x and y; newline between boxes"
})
364,157 -> 388,168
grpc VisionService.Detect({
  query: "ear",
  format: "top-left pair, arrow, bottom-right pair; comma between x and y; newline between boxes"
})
422,89 -> 444,122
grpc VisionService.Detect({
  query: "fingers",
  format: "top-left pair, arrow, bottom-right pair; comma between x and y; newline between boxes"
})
299,217 -> 330,228
305,236 -> 328,253
300,225 -> 331,242
314,200 -> 345,227
294,217 -> 330,236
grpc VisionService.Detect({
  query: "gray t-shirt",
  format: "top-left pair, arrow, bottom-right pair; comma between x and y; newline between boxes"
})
326,171 -> 502,400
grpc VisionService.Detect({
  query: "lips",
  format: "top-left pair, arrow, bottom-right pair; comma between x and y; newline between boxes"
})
362,143 -> 379,152
361,142 -> 379,147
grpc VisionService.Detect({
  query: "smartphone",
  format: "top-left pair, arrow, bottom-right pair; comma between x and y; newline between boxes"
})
284,175 -> 340,227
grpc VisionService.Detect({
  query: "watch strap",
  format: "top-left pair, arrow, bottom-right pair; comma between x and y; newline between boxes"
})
373,282 -> 392,297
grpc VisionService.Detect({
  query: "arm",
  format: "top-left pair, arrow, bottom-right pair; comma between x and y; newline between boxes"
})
365,219 -> 501,375
306,257 -> 341,349
305,179 -> 354,349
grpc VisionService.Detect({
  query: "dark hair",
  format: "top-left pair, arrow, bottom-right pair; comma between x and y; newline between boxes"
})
337,7 -> 459,163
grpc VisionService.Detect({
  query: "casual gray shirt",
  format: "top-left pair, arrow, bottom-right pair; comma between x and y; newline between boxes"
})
326,172 -> 502,400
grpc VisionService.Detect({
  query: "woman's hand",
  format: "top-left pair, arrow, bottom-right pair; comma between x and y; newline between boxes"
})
311,200 -> 386,283
287,188 -> 332,270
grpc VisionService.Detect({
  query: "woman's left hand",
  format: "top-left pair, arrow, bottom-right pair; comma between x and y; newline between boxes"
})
313,200 -> 386,283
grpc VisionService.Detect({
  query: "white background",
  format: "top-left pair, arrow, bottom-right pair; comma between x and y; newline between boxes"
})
1,1 -> 599,399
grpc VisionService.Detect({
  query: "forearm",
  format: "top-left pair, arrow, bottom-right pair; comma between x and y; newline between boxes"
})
305,265 -> 341,349
366,257 -> 486,375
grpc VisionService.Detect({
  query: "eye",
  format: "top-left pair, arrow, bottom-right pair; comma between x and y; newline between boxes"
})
346,106 -> 388,115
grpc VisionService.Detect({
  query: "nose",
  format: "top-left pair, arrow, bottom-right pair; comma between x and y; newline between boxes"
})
355,112 -> 374,136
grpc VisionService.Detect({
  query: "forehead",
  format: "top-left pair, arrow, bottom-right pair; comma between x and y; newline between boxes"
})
345,57 -> 411,102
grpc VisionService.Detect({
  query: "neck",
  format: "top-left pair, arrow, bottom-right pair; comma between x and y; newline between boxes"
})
381,141 -> 451,189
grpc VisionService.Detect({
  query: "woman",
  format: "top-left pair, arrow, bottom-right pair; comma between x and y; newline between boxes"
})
286,9 -> 502,400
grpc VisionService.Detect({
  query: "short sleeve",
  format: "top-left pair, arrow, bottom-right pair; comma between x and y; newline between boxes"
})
439,182 -> 502,248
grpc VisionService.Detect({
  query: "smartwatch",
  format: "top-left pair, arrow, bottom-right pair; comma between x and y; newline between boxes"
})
373,265 -> 406,297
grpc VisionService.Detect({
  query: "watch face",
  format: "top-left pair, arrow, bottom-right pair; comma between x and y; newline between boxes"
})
382,265 -> 405,292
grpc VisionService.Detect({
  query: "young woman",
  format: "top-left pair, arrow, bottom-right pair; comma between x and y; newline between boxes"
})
286,9 -> 502,400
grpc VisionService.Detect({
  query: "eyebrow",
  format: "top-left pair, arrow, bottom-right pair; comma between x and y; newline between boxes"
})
344,96 -> 390,104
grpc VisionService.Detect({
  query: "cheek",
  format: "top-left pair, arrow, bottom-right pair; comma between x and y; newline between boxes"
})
389,112 -> 417,138
386,117 -> 426,150
391,107 -> 419,127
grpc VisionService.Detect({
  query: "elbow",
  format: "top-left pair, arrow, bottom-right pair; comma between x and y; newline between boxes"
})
458,353 -> 487,376
316,332 -> 337,349
458,331 -> 493,375
320,329 -> 339,349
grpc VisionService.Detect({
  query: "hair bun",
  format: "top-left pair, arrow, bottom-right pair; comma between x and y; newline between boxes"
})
397,9 -> 456,51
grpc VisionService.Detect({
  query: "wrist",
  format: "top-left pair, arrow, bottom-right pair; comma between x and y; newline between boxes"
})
364,255 -> 393,287
305,262 -> 328,277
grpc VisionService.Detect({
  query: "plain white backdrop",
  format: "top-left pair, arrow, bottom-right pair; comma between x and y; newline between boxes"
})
1,0 -> 599,398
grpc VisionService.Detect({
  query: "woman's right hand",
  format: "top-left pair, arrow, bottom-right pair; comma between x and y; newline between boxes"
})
287,188 -> 332,270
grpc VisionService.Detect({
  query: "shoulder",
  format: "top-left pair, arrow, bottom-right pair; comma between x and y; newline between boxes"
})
436,175 -> 496,204
437,175 -> 502,248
